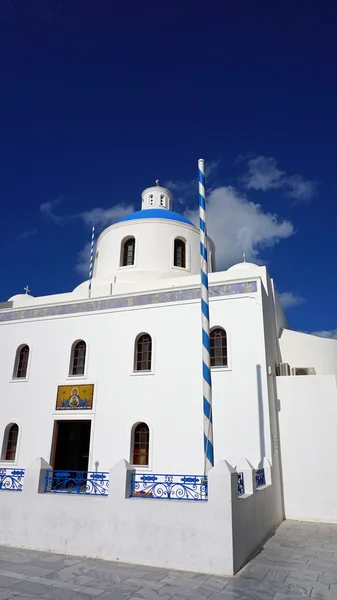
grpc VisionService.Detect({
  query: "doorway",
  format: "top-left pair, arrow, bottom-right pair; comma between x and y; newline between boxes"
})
52,420 -> 91,472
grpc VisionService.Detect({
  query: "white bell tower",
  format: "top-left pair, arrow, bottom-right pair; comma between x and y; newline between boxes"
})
141,180 -> 173,210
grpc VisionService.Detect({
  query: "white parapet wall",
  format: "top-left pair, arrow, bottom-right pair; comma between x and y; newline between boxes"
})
0,458 -> 280,575
278,375 -> 337,522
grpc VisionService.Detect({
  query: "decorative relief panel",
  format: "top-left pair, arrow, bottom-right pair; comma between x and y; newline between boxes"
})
0,281 -> 257,323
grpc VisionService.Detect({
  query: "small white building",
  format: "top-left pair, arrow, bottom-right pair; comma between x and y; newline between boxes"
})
0,181 -> 336,574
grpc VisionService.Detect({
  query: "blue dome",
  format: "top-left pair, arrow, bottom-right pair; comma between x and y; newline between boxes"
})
119,209 -> 195,227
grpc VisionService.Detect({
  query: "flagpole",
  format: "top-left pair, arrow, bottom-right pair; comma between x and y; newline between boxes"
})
88,226 -> 95,298
198,159 -> 214,475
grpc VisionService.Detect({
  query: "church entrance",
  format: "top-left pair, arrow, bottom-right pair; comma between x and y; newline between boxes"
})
52,420 -> 91,472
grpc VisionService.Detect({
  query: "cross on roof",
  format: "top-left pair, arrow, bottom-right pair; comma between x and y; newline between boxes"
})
24,285 -> 30,294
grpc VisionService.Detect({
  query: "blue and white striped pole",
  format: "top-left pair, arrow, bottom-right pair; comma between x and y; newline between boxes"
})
199,158 -> 214,475
88,226 -> 95,297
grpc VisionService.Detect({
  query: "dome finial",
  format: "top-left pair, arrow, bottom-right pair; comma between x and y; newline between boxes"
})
243,252 -> 246,263
155,179 -> 160,186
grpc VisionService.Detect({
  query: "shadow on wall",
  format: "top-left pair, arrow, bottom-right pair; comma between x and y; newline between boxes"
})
256,363 -> 286,521
256,365 -> 265,461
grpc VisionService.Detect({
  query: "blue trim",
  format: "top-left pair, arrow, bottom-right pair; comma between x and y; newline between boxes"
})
131,473 -> 207,500
0,281 -> 258,323
238,472 -> 245,496
198,168 -> 205,189
0,468 -> 25,491
119,209 -> 195,226
203,363 -> 211,386
202,328 -> 210,352
44,470 -> 109,495
203,434 -> 214,465
256,468 -> 266,488
203,396 -> 212,422
201,271 -> 209,290
201,299 -> 209,320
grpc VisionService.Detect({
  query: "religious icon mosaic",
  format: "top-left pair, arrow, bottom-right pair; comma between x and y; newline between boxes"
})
56,384 -> 94,410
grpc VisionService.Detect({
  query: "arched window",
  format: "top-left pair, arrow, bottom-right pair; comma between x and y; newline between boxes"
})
3,424 -> 19,461
132,423 -> 149,465
121,237 -> 135,267
174,238 -> 186,268
210,328 -> 228,367
14,345 -> 29,379
135,334 -> 152,371
70,340 -> 86,376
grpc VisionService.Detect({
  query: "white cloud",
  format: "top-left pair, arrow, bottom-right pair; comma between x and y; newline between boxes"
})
75,242 -> 91,277
16,228 -> 37,241
164,160 -> 221,205
40,195 -> 64,224
74,205 -> 135,277
278,291 -> 305,309
184,185 -> 294,269
242,156 -> 285,192
241,155 -> 316,202
80,205 -> 135,229
287,176 -> 316,202
311,329 -> 337,339
40,195 -> 134,231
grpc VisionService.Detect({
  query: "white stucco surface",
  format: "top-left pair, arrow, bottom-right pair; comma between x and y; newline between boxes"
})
278,375 -> 337,522
3,176 -> 337,572
0,458 -> 280,576
0,286 -> 273,474
279,329 -> 337,377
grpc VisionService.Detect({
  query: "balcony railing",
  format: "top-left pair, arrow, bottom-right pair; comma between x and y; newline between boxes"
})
237,472 -> 245,496
131,473 -> 208,500
256,468 -> 266,488
44,470 -> 109,495
0,468 -> 25,491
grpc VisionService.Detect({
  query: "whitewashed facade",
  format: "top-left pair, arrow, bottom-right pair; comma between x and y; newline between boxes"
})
0,182 -> 336,574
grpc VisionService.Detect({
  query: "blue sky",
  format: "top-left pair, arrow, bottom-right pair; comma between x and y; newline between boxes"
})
1,1 -> 337,336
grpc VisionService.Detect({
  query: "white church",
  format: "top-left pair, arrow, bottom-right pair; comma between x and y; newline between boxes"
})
0,179 -> 337,575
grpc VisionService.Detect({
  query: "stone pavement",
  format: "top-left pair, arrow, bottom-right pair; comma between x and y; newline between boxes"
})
0,521 -> 336,599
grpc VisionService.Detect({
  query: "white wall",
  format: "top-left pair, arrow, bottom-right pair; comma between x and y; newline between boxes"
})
0,458 -> 280,576
279,329 -> 337,377
95,219 -> 201,283
0,287 -> 271,475
231,460 -> 280,572
278,375 -> 337,522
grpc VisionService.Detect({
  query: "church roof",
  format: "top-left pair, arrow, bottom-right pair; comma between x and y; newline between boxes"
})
119,209 -> 195,227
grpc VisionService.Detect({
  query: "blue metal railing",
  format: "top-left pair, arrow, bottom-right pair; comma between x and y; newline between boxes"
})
237,472 -> 244,496
0,468 -> 24,491
256,468 -> 266,488
44,470 -> 109,495
131,473 -> 208,500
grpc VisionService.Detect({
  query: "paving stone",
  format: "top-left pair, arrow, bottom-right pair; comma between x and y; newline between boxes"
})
286,569 -> 319,582
158,574 -> 209,588
0,575 -> 22,589
311,591 -> 337,600
0,590 -> 22,600
44,562 -> 96,582
132,587 -> 172,600
285,582 -> 312,596
273,595 -> 312,600
240,565 -> 271,580
198,577 -> 230,595
264,567 -> 289,583
319,572 -> 337,585
41,588 -> 99,600
0,563 -> 56,577
0,520 -> 336,599
0,569 -> 29,581
221,580 -> 278,600
9,578 -> 54,595
206,592 -> 250,600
